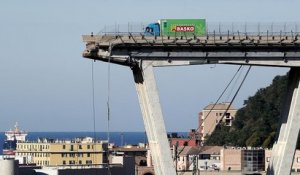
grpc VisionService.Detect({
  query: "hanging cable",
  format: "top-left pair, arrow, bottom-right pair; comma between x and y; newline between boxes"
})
91,60 -> 97,168
92,60 -> 96,140
106,55 -> 112,175
206,65 -> 252,139
107,61 -> 111,147
224,66 -> 244,102
201,65 -> 243,124
175,66 -> 251,173
175,65 -> 243,163
219,66 -> 252,123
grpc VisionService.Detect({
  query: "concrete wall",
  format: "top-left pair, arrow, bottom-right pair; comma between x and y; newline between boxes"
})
0,159 -> 19,175
220,149 -> 242,171
265,149 -> 300,172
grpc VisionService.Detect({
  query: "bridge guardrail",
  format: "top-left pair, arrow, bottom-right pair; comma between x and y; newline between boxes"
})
96,22 -> 300,37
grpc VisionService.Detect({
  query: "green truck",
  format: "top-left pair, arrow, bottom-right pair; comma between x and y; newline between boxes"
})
144,19 -> 206,37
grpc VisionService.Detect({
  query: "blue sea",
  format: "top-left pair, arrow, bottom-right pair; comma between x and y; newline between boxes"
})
0,132 -> 187,155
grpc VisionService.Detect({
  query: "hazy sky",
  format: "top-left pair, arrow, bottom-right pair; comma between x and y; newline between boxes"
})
1,0 -> 299,132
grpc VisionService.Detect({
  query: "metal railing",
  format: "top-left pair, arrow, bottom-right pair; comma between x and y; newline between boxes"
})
97,22 -> 300,37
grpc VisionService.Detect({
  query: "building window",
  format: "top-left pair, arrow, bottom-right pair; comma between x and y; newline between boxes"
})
225,119 -> 231,126
87,145 -> 90,149
62,145 -> 66,149
79,145 -> 82,149
63,160 -> 66,165
267,157 -> 270,162
87,153 -> 91,157
79,160 -> 82,164
297,157 -> 300,163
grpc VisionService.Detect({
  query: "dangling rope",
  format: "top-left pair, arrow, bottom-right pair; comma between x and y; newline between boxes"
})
91,60 -> 97,168
107,58 -> 111,146
91,57 -> 112,174
106,55 -> 112,175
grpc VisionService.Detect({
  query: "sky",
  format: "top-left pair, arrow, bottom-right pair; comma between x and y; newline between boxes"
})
0,0 -> 299,132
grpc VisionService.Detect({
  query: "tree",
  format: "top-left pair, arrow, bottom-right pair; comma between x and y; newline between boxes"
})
205,74 -> 288,148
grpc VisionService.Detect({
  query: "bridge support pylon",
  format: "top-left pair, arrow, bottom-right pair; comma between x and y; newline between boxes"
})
268,68 -> 300,175
132,61 -> 176,175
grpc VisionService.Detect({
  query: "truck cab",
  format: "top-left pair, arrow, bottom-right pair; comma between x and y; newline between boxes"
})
144,23 -> 160,36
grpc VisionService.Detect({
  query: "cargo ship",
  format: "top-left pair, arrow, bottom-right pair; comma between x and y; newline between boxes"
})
3,122 -> 27,155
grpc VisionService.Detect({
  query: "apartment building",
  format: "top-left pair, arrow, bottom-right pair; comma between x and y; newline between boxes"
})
15,137 -> 108,167
199,102 -> 237,141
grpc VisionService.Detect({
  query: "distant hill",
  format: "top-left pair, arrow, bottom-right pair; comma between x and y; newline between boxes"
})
205,73 -> 288,148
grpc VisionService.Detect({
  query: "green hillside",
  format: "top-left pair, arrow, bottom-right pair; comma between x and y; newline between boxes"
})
205,73 -> 289,148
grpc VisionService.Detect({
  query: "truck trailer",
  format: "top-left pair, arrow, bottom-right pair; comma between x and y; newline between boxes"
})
144,19 -> 206,37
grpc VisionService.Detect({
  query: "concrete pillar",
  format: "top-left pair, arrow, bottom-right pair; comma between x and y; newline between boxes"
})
147,149 -> 153,167
268,68 -> 300,175
0,159 -> 19,175
132,61 -> 176,175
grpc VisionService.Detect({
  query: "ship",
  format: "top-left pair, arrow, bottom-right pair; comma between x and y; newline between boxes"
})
3,122 -> 27,155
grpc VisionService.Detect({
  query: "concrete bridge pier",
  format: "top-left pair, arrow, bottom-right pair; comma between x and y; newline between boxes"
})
132,61 -> 176,175
268,68 -> 300,175
0,159 -> 19,175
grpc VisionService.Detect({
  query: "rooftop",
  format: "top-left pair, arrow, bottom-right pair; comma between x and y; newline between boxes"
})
177,146 -> 201,156
203,102 -> 237,111
111,146 -> 147,152
18,137 -> 107,144
200,146 -> 223,155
